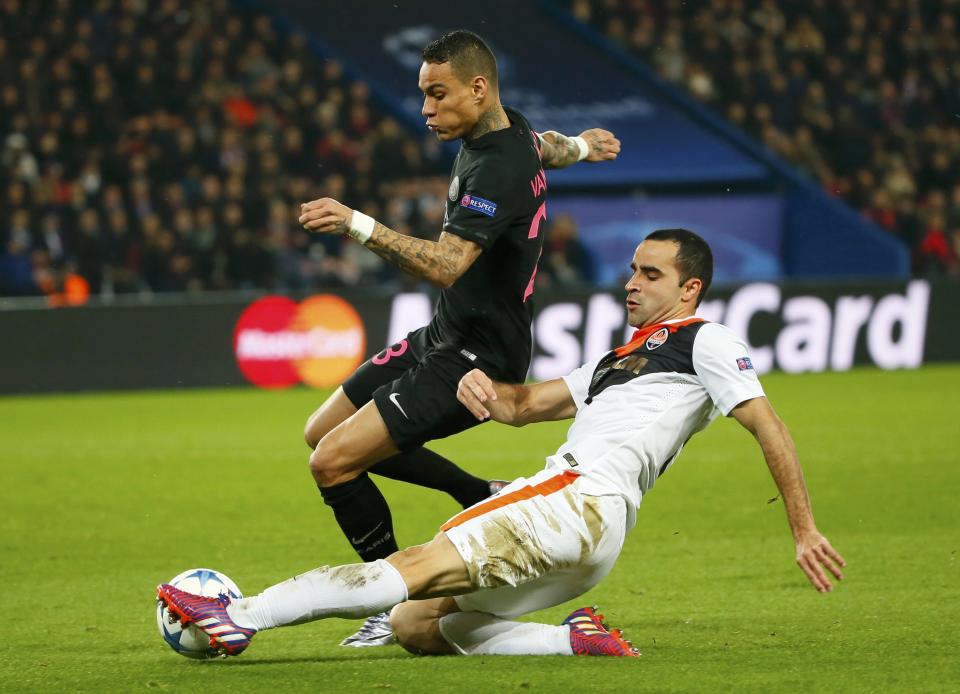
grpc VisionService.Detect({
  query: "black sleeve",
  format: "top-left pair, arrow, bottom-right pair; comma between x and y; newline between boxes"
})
443,156 -> 521,249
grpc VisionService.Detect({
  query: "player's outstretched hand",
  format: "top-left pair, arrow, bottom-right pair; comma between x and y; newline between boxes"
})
457,368 -> 497,421
579,129 -> 621,163
795,530 -> 846,592
299,198 -> 353,234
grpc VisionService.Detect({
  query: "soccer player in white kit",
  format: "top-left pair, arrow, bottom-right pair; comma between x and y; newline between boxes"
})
157,229 -> 846,658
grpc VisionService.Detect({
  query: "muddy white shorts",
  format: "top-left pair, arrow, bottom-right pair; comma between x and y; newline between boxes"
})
441,467 -> 629,619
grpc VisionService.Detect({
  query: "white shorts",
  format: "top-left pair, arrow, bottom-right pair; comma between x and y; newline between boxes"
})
441,468 -> 628,619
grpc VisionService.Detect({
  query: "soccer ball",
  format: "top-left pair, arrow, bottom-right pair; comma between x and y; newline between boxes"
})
156,568 -> 243,659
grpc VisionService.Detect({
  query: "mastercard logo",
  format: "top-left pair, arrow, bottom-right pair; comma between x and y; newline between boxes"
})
234,295 -> 366,389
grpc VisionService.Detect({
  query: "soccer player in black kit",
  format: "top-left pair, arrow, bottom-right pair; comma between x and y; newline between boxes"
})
297,30 -> 620,645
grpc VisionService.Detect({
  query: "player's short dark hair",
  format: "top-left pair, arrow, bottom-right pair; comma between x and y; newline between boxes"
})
422,30 -> 498,88
645,228 -> 713,306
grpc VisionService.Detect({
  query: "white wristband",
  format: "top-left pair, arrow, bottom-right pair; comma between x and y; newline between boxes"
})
572,136 -> 590,162
348,210 -> 376,244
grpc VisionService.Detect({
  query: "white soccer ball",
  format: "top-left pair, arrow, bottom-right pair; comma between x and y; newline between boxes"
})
156,568 -> 243,659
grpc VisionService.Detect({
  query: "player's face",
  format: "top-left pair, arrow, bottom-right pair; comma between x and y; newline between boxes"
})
419,61 -> 480,141
624,240 -> 699,327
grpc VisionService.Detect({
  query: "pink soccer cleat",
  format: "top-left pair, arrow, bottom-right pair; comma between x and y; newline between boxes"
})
563,606 -> 640,657
156,583 -> 256,657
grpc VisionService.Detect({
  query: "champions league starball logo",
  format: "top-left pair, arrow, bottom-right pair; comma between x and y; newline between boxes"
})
233,295 -> 366,389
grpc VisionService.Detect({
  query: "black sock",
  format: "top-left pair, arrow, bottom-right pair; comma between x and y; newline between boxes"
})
371,447 -> 491,508
318,473 -> 399,562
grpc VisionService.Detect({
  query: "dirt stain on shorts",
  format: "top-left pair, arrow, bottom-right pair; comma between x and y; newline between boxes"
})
462,488 -> 612,589
467,513 -> 552,588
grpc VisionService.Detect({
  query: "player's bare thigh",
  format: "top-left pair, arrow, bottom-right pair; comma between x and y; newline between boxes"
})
304,386 -> 357,449
390,597 -> 460,656
387,531 -> 473,599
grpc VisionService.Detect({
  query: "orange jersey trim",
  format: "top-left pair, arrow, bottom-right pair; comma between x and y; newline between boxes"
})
440,470 -> 581,532
614,317 -> 705,357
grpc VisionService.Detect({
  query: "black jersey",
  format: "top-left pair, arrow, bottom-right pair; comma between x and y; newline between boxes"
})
415,107 -> 547,381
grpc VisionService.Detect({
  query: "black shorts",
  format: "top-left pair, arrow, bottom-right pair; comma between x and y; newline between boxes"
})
341,329 -> 483,452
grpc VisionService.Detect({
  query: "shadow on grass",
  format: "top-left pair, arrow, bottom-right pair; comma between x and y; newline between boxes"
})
201,654 -> 417,666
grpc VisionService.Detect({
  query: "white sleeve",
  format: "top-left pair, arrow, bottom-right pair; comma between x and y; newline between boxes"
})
561,354 -> 605,410
692,323 -> 766,415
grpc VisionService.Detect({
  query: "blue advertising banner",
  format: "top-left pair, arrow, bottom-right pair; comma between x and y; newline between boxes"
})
272,0 -> 769,185
549,194 -> 784,284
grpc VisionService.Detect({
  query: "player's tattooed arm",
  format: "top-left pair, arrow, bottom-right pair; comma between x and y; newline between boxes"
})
458,370 -> 577,425
298,197 -> 480,287
365,225 -> 481,288
537,128 -> 621,169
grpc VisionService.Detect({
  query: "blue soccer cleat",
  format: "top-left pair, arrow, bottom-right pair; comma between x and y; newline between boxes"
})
156,583 -> 257,657
563,606 -> 640,657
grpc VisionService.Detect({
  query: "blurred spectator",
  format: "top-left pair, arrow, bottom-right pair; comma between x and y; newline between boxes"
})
539,214 -> 596,287
575,0 -> 960,278
0,0 -> 452,299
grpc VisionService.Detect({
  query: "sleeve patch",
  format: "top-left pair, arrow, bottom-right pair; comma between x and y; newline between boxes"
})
459,194 -> 497,217
736,357 -> 754,371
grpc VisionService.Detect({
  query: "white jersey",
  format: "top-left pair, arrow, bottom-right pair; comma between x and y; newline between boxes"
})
546,317 -> 765,519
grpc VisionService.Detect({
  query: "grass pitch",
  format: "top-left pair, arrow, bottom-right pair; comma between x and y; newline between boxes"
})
2,366 -> 959,692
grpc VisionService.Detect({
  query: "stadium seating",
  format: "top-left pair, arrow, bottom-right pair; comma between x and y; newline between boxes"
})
570,0 -> 960,276
4,0 -> 957,300
0,0 -> 452,298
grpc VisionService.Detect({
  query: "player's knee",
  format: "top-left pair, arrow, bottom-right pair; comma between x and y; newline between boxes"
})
390,604 -> 452,656
308,436 -> 345,486
309,432 -> 361,487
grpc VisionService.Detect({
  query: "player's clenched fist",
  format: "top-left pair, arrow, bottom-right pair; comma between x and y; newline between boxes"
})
579,128 -> 621,162
457,368 -> 498,421
299,198 -> 353,234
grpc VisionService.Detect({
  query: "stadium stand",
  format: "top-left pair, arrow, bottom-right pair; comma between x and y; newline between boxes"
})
569,0 -> 960,276
0,0 -> 453,299
2,0 -> 956,302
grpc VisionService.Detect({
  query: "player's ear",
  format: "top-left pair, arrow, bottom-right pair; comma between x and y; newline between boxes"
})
682,277 -> 702,304
471,75 -> 487,103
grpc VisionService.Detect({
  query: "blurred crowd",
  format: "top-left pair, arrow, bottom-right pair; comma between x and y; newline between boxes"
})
572,0 -> 960,276
15,1 -> 953,301
0,0 -> 593,302
0,0 -> 452,300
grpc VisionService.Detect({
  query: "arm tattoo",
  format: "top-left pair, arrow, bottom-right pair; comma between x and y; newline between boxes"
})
365,222 -> 472,287
539,131 -> 582,170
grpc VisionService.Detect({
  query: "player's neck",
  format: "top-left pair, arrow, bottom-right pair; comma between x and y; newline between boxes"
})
638,307 -> 695,328
466,104 -> 509,142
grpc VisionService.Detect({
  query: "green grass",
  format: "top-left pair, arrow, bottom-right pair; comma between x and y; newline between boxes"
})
2,366 -> 959,692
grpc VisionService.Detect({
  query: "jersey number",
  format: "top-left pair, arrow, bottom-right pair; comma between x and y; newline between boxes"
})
523,202 -> 547,303
372,339 -> 409,366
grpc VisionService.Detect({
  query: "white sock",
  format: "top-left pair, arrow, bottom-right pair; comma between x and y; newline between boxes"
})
227,559 -> 408,631
438,612 -> 573,656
